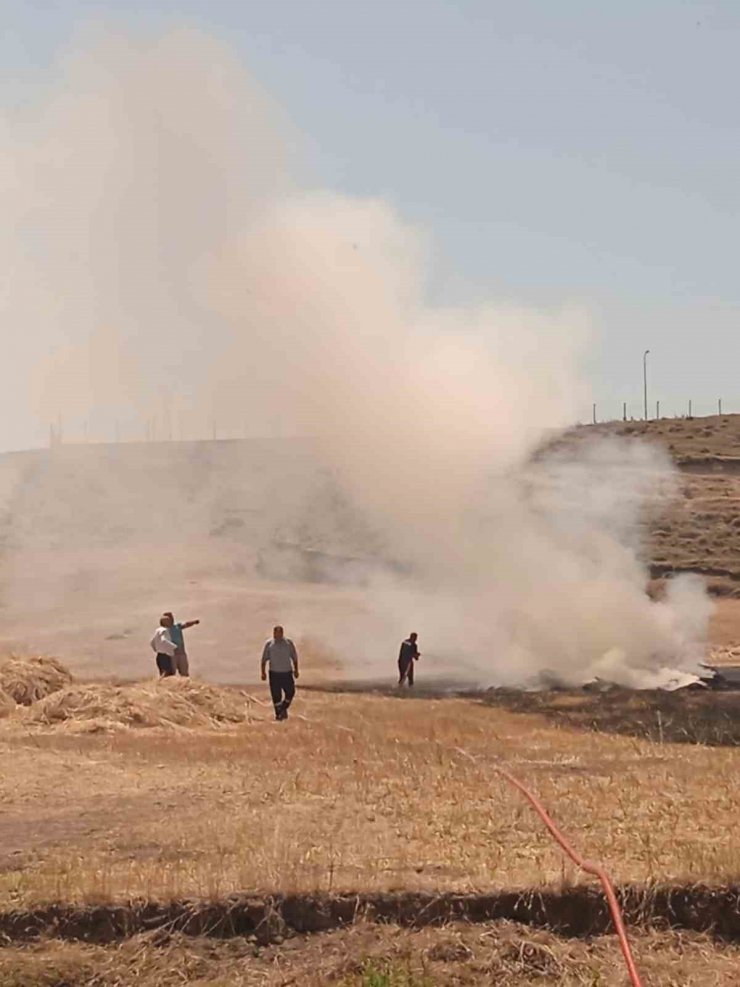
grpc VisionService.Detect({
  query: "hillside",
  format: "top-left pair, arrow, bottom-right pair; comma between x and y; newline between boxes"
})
0,416 -> 738,679
556,414 -> 740,596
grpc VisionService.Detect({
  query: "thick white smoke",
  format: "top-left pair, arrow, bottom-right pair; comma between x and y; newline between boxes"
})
0,26 -> 710,686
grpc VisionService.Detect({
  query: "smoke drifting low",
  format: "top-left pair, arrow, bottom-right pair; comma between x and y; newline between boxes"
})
0,26 -> 710,685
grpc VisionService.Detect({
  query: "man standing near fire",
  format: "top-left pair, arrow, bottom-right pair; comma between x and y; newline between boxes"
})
261,625 -> 299,721
398,632 -> 420,687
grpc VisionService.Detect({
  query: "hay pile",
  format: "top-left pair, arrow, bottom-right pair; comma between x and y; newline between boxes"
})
26,677 -> 248,730
0,655 -> 73,705
0,689 -> 15,718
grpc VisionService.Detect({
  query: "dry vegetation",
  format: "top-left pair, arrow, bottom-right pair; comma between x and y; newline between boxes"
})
609,413 -> 740,461
0,663 -> 739,980
1,923 -> 739,986
0,655 -> 72,705
3,684 -> 740,906
1,416 -> 739,982
555,414 -> 740,595
0,646 -> 738,981
25,678 -> 249,730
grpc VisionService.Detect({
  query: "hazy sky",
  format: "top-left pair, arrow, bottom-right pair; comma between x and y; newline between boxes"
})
3,1 -> 739,449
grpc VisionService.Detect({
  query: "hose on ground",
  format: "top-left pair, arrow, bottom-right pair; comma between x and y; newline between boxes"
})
453,746 -> 643,987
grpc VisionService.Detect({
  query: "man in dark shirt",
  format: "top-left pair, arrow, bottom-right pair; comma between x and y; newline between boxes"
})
398,632 -> 420,687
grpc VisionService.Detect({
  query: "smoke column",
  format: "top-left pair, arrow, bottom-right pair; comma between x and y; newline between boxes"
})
0,26 -> 711,685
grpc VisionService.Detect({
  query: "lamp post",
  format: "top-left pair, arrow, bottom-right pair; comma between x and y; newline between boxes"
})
643,350 -> 650,421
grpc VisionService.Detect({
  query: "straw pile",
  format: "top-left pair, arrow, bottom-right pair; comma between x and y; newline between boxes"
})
26,677 -> 248,730
0,689 -> 15,718
0,655 -> 73,705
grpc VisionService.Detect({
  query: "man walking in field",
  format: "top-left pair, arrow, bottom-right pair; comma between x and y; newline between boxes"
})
150,616 -> 177,677
162,611 -> 200,677
261,625 -> 299,721
398,632 -> 420,687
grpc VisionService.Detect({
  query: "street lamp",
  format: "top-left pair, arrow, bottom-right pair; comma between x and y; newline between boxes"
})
643,349 -> 650,421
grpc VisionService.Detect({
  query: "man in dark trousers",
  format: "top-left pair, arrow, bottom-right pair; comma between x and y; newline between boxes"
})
261,625 -> 299,720
398,632 -> 420,687
150,616 -> 177,677
162,611 -> 200,677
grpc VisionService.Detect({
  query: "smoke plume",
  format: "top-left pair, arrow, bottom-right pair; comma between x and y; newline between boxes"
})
0,25 -> 710,685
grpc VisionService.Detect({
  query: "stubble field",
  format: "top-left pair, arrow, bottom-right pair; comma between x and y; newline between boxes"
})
1,417 -> 740,984
2,655 -> 740,984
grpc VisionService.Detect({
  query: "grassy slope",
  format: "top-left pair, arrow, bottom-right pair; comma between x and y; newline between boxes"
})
553,414 -> 740,592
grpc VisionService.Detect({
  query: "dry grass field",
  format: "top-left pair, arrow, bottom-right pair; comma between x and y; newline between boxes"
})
1,665 -> 740,983
1,416 -> 740,983
2,923 -> 740,985
3,683 -> 740,905
557,415 -> 740,595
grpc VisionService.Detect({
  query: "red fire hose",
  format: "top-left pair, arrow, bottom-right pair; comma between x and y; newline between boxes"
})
454,748 -> 643,987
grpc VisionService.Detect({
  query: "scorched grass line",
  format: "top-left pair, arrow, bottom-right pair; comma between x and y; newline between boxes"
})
0,886 -> 740,945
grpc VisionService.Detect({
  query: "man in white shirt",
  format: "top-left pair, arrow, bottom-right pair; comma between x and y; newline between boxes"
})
260,625 -> 299,721
162,611 -> 200,677
150,617 -> 177,677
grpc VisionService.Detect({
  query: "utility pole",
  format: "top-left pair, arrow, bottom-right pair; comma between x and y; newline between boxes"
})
656,400 -> 660,419
719,398 -> 723,416
643,350 -> 650,421
623,402 -> 627,421
688,399 -> 692,418
592,403 -> 597,425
